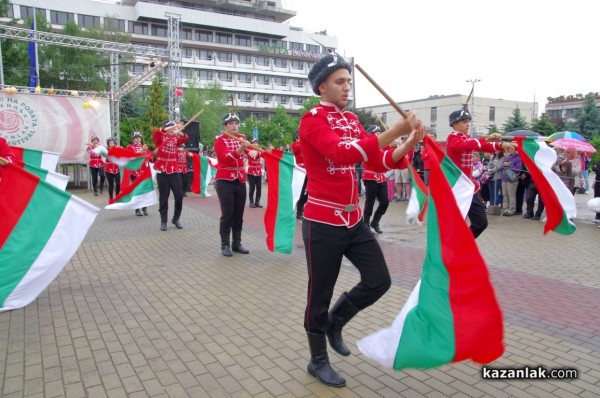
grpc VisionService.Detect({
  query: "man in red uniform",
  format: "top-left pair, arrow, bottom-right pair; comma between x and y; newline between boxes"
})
86,135 -> 105,196
445,108 -> 514,238
104,137 -> 121,201
0,136 -> 16,165
127,132 -> 151,216
214,113 -> 254,257
298,52 -> 425,388
246,138 -> 263,208
153,121 -> 188,231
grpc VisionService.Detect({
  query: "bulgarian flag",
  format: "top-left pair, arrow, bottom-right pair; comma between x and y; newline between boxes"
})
191,153 -> 218,197
105,163 -> 157,210
516,137 -> 576,235
94,146 -> 148,171
357,135 -> 503,370
403,157 -> 428,225
0,163 -> 99,312
18,160 -> 70,191
262,150 -> 306,254
10,146 -> 59,171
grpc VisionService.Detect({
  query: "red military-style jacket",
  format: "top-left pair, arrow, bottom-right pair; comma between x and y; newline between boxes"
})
0,137 -> 17,165
127,143 -> 151,177
214,133 -> 248,183
176,149 -> 189,173
246,153 -> 262,176
291,141 -> 304,167
152,128 -> 188,174
299,102 -> 406,227
445,131 -> 502,192
87,145 -> 105,168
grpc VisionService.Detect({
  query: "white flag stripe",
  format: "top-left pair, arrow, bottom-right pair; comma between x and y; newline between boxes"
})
104,190 -> 158,210
45,170 -> 70,191
41,151 -> 60,171
1,196 -> 99,312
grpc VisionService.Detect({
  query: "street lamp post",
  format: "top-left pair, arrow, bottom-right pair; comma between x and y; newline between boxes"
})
466,79 -> 480,135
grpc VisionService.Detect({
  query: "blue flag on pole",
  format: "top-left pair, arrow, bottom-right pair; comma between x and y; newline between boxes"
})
252,127 -> 259,141
28,21 -> 37,88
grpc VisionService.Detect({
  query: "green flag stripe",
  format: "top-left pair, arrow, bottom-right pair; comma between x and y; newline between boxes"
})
440,157 -> 461,187
394,199 -> 455,369
115,178 -> 154,203
23,163 -> 49,180
274,152 -> 295,252
23,149 -> 42,168
0,181 -> 70,305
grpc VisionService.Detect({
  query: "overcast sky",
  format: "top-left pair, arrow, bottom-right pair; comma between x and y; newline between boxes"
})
282,0 -> 598,115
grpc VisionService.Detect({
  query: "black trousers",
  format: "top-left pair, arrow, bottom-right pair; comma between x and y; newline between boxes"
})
130,174 -> 147,212
157,172 -> 183,223
247,174 -> 262,204
90,166 -> 105,192
216,179 -> 246,245
106,172 -> 120,198
595,181 -> 600,220
296,176 -> 309,216
355,168 -> 363,195
468,193 -> 488,239
363,180 -> 389,225
525,184 -> 545,217
302,220 -> 391,333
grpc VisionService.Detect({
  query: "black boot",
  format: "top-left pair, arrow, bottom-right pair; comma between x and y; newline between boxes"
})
370,222 -> 383,234
327,293 -> 360,356
221,244 -> 232,257
136,209 -> 142,216
255,202 -> 263,208
249,200 -> 256,208
306,332 -> 346,388
160,221 -> 167,231
172,219 -> 183,229
232,230 -> 249,254
142,207 -> 148,216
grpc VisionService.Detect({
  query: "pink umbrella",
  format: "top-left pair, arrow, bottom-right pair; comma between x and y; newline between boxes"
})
550,138 -> 597,153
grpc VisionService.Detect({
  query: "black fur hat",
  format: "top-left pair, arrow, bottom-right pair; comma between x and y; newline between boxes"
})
365,125 -> 381,135
163,120 -> 175,128
132,131 -> 142,139
308,53 -> 352,95
90,135 -> 99,142
222,113 -> 240,125
449,109 -> 472,126
106,137 -> 116,145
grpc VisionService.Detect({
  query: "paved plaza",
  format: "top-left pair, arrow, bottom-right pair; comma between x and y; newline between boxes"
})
1,182 -> 599,398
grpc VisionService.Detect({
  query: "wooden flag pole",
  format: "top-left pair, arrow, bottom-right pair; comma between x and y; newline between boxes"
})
355,64 -> 408,119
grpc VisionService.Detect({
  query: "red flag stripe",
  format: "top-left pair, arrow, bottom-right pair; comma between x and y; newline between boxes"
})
0,164 -> 39,248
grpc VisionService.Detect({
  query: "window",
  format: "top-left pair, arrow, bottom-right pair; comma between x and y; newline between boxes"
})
78,14 -> 100,27
196,30 -> 213,42
216,32 -> 232,45
306,44 -> 320,53
256,75 -> 270,85
257,94 -> 270,103
238,93 -> 253,102
20,6 -> 42,19
236,35 -> 251,47
129,22 -> 148,35
50,11 -> 73,25
131,64 -> 145,74
3,3 -> 13,18
430,107 -> 437,123
381,113 -> 387,125
151,24 -> 167,37
237,54 -> 252,64
237,73 -> 252,84
489,106 -> 495,122
290,42 -> 303,51
103,17 -> 125,32
291,79 -> 304,88
181,68 -> 194,79
274,95 -> 288,105
216,52 -> 233,62
272,39 -> 287,48
291,60 -> 304,70
181,28 -> 193,40
197,50 -> 213,60
199,70 -> 213,80
182,48 -> 193,58
274,58 -> 287,68
254,37 -> 269,47
218,72 -> 233,82
293,97 -> 306,106
255,56 -> 269,66
274,77 -> 287,86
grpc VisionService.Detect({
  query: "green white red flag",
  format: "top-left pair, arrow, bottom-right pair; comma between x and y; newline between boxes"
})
10,145 -> 59,171
105,163 -> 157,210
0,163 -> 99,312
403,157 -> 428,225
18,160 -> 69,190
94,146 -> 148,171
516,137 -> 576,235
357,135 -> 504,370
262,150 -> 305,254
191,153 -> 217,197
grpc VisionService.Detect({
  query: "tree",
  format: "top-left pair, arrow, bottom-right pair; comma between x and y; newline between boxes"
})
530,114 -> 557,136
182,80 -> 229,147
570,92 -> 600,139
349,107 -> 379,129
143,75 -> 168,147
502,107 -> 529,132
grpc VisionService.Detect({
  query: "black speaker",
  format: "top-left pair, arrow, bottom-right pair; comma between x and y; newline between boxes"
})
183,121 -> 200,151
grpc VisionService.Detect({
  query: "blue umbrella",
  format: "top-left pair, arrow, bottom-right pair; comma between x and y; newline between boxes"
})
547,131 -> 587,142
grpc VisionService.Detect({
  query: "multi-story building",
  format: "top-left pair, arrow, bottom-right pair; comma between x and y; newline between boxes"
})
545,95 -> 600,128
2,0 -> 341,120
363,94 -> 538,142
